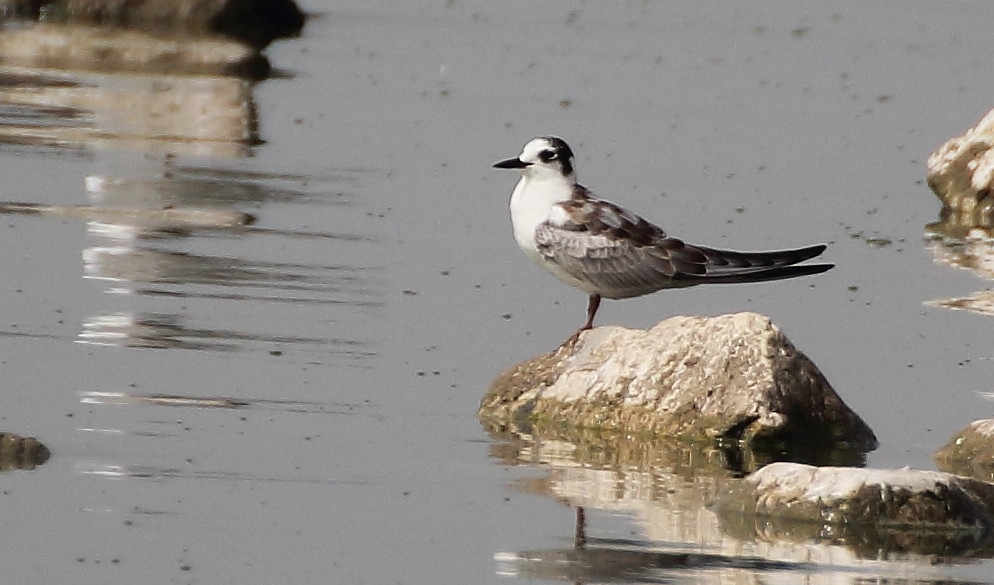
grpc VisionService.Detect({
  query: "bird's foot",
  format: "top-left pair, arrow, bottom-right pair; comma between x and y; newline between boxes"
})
562,326 -> 590,348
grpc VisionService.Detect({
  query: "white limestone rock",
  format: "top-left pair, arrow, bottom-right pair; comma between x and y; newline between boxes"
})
927,108 -> 994,224
479,312 -> 876,451
714,462 -> 994,531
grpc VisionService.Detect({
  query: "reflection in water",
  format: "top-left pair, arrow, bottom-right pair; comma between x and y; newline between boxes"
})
0,65 -> 257,156
75,376 -> 376,482
77,312 -> 366,351
925,292 -> 994,317
87,165 -> 368,208
77,218 -> 382,360
0,20 -> 392,580
82,244 -> 375,296
62,157 -> 384,363
75,390 -> 380,486
1,202 -> 255,231
485,425 -> 994,583
0,24 -> 384,365
78,391 -> 377,416
74,462 -> 372,486
925,218 -> 994,317
79,392 -> 248,408
495,541 -> 817,584
0,33 -> 387,512
926,226 -> 994,279
716,502 -> 994,563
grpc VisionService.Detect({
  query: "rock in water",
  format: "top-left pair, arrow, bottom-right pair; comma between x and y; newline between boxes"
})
714,462 -> 994,531
936,418 -> 994,481
927,107 -> 994,225
47,0 -> 305,48
479,312 -> 876,451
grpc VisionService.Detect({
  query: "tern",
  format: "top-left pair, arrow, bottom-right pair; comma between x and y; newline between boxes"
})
493,136 -> 833,332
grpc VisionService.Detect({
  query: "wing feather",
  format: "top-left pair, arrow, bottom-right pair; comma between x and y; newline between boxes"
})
534,190 -> 828,299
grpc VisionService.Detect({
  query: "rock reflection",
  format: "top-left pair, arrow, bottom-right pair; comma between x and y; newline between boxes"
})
925,117 -> 994,317
79,390 -> 373,416
0,64 -> 258,156
485,424 -> 993,583
82,244 -> 375,297
86,166 -> 364,209
73,161 -> 382,362
925,219 -> 994,316
74,197 -> 382,359
74,463 -> 368,486
1,202 -> 255,232
78,311 -> 375,358
495,542 -> 813,583
0,12 -> 383,366
716,506 -> 994,562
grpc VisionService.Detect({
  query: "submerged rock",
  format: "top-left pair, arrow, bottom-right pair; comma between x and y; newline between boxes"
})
714,462 -> 994,532
936,419 -> 994,481
30,0 -> 304,48
927,107 -> 994,227
479,312 -> 876,451
0,432 -> 50,470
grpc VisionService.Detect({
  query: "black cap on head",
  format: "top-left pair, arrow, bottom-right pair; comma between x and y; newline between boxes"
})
539,136 -> 574,176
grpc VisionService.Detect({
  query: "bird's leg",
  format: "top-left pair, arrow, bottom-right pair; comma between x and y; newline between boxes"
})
581,294 -> 601,331
574,506 -> 587,550
563,294 -> 602,347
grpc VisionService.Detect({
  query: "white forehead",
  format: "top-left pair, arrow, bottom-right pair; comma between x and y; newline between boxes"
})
519,137 -> 556,162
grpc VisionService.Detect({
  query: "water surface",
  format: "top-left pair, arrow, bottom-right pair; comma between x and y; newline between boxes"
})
1,1 -> 993,583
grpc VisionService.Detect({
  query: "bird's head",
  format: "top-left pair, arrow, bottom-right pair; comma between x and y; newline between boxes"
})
493,136 -> 575,181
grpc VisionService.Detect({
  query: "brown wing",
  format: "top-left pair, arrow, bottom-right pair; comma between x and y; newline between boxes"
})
535,193 -> 709,299
535,188 -> 830,298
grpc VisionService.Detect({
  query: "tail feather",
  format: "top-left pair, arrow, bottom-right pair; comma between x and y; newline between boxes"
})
697,243 -> 826,270
686,243 -> 831,283
700,262 -> 833,284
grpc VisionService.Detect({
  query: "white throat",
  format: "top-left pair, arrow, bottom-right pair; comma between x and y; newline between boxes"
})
508,172 -> 575,256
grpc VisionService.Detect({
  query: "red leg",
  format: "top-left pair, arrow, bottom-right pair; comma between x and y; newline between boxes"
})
581,294 -> 601,331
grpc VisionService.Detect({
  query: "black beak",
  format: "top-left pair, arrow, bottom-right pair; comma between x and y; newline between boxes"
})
493,157 -> 530,169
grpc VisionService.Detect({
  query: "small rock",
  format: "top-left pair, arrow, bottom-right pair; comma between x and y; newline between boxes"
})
714,461 -> 994,531
927,107 -> 994,226
0,432 -> 51,470
936,418 -> 994,481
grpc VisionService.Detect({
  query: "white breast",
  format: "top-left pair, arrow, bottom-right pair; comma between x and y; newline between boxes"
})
508,174 -> 572,258
508,175 -> 597,293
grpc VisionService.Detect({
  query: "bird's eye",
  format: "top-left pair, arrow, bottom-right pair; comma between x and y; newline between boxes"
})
538,150 -> 557,162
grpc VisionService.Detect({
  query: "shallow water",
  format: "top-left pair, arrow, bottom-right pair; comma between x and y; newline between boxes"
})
1,1 -> 994,583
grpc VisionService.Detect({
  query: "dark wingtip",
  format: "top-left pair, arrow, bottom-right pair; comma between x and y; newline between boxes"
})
798,263 -> 834,275
762,263 -> 834,279
702,262 -> 833,284
793,244 -> 828,262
